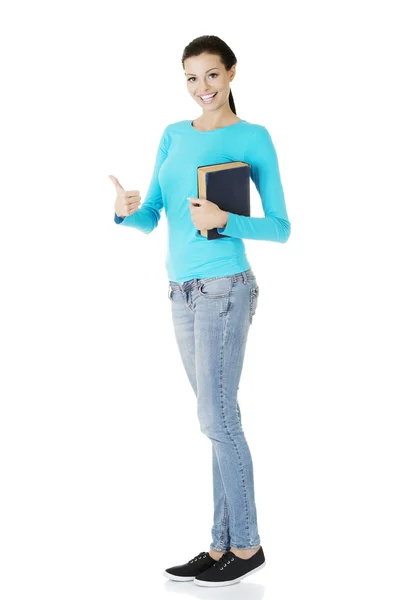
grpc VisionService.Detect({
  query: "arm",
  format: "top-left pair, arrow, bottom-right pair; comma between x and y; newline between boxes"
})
216,126 -> 291,242
114,126 -> 170,233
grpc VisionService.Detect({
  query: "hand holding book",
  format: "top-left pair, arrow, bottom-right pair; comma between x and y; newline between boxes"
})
187,197 -> 229,231
192,161 -> 250,240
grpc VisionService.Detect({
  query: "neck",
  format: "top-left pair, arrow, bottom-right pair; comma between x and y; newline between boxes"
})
197,106 -> 237,129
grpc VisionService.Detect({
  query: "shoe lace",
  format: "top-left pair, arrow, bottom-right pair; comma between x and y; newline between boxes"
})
213,551 -> 236,570
189,552 -> 208,563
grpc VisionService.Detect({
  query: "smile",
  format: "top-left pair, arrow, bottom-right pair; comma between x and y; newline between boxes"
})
199,92 -> 218,103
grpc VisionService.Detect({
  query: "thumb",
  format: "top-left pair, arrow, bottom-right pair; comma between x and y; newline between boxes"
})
109,174 -> 125,192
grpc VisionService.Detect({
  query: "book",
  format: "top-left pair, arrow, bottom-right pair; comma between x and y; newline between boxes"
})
196,161 -> 251,240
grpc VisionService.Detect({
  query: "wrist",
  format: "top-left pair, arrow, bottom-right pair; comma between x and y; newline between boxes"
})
219,211 -> 229,227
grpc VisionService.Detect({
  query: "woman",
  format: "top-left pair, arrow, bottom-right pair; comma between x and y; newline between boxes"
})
111,35 -> 291,587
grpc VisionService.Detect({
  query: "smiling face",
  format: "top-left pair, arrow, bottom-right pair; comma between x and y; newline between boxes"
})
184,53 -> 236,111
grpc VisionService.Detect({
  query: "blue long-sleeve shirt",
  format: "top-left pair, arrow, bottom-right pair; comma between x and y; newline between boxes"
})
114,119 -> 290,282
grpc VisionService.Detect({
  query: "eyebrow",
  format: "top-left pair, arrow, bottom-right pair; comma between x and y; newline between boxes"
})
185,67 -> 220,76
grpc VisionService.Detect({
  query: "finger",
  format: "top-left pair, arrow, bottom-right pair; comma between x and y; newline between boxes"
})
188,198 -> 200,207
123,190 -> 141,199
124,198 -> 141,209
109,175 -> 125,191
122,196 -> 141,208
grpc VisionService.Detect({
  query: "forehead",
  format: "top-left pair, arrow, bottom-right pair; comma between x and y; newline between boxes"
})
184,54 -> 223,74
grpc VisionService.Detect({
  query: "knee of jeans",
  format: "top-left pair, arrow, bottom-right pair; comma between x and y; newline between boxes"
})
199,410 -> 243,439
199,419 -> 237,441
199,419 -> 214,438
199,417 -> 224,440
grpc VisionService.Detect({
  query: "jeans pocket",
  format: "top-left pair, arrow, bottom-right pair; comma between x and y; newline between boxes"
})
249,285 -> 260,324
168,284 -> 173,300
198,276 -> 233,299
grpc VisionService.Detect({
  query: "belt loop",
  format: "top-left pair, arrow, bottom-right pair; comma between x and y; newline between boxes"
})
242,270 -> 248,285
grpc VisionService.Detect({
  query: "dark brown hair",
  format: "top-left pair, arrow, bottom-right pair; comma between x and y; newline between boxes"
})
181,35 -> 237,115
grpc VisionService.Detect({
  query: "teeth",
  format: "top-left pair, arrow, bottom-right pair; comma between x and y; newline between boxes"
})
200,93 -> 216,99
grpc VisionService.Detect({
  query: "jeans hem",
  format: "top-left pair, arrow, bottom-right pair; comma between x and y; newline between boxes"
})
229,541 -> 261,550
209,545 -> 230,552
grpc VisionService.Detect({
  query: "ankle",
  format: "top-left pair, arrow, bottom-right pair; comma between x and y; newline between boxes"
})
209,549 -> 229,560
230,545 -> 260,558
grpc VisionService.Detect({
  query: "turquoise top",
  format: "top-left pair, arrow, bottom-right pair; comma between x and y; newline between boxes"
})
114,119 -> 291,282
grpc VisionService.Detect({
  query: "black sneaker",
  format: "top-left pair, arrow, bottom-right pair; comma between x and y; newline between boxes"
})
194,546 -> 266,587
163,551 -> 218,582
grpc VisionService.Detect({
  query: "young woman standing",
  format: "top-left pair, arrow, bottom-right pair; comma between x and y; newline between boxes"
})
111,35 -> 291,587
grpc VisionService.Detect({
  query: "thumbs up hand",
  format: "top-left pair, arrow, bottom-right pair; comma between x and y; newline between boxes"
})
109,175 -> 141,218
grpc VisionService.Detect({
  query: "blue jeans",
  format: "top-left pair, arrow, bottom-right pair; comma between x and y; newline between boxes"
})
168,268 -> 261,551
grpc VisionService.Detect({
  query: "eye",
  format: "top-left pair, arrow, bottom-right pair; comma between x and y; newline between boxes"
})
187,73 -> 218,83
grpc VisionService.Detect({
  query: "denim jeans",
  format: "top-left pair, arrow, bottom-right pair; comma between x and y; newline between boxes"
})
167,268 -> 261,551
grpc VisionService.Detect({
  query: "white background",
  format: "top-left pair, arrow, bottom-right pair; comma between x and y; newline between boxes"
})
1,1 -> 399,599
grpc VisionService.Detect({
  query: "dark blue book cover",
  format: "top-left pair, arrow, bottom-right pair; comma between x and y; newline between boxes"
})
196,161 -> 250,240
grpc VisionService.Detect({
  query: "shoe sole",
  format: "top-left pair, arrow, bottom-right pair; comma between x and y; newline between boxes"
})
163,570 -> 195,582
193,560 -> 266,587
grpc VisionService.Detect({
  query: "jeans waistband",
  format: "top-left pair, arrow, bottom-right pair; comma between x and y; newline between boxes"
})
169,268 -> 256,292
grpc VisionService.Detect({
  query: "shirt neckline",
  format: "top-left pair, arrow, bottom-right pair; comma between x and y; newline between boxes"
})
189,119 -> 246,133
